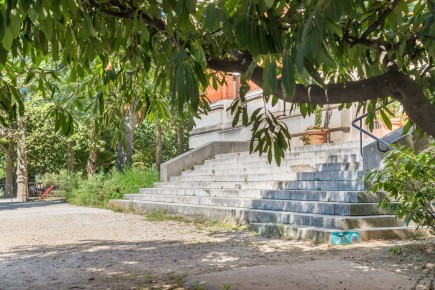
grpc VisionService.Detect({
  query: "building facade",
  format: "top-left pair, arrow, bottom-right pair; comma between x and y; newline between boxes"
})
189,74 -> 378,149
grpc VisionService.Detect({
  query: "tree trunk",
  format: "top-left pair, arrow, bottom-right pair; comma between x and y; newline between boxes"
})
176,123 -> 184,155
67,140 -> 75,173
15,120 -> 28,202
124,113 -> 136,166
5,141 -> 14,196
86,132 -> 97,175
155,118 -> 163,172
116,140 -> 124,171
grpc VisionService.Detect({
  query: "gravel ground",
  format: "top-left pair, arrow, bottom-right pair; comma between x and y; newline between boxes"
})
0,201 -> 434,290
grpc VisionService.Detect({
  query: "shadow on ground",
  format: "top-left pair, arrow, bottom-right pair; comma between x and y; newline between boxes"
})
0,200 -> 64,211
1,232 -> 434,290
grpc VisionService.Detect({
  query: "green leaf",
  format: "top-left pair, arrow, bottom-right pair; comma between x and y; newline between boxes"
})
326,18 -> 343,38
282,50 -> 295,100
266,60 -> 277,94
379,109 -> 392,130
264,0 -> 274,9
2,29 -> 13,50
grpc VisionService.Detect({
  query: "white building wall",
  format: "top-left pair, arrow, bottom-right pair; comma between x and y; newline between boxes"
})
190,89 -> 362,149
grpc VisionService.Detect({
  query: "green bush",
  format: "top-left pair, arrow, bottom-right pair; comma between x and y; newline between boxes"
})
65,167 -> 159,207
365,143 -> 435,233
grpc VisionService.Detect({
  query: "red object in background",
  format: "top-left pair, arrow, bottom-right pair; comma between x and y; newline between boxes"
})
39,185 -> 54,200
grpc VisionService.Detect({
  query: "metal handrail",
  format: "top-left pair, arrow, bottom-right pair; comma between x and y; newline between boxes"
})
351,100 -> 398,156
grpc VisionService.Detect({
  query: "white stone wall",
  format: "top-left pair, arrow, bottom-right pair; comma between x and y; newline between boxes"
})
190,90 -> 362,149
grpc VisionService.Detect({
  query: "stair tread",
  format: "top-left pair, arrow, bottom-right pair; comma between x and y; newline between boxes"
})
250,223 -> 417,231
115,199 -> 396,219
126,193 -> 380,205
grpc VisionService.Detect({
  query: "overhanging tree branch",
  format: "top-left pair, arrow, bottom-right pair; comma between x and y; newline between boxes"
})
207,58 -> 435,137
359,0 -> 401,40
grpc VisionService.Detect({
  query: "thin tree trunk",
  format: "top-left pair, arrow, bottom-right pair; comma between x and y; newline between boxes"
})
15,120 -> 28,202
86,132 -> 97,175
176,123 -> 184,155
5,141 -> 14,196
155,118 -> 163,172
116,140 -> 124,171
124,113 -> 136,166
67,140 -> 75,173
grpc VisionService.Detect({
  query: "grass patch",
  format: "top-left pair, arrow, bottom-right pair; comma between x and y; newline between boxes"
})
146,209 -> 188,222
261,223 -> 285,238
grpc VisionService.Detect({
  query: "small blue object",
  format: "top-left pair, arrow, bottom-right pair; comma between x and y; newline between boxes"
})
331,231 -> 359,245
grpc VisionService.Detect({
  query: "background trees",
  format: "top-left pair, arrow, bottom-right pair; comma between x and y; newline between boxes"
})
0,0 -> 433,158
0,1 -> 434,201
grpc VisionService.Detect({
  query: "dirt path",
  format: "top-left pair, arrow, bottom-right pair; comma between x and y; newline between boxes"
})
0,201 -> 434,290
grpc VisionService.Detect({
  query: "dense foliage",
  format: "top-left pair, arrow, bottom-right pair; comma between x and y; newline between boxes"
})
0,0 -> 433,166
366,144 -> 435,233
38,167 -> 159,207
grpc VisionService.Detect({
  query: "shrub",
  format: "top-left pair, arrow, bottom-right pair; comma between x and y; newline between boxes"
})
365,143 -> 435,233
65,166 -> 159,207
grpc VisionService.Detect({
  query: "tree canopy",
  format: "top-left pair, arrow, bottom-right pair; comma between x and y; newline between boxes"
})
0,0 -> 434,141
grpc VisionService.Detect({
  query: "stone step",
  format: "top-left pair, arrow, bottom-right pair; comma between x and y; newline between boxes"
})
247,210 -> 400,229
109,200 -> 409,234
171,171 -> 365,182
250,223 -> 427,242
154,180 -> 282,190
261,190 -> 384,203
122,193 -> 387,216
251,199 -> 386,216
213,141 -> 366,160
195,155 -> 360,171
208,149 -> 361,165
284,180 -> 365,191
110,199 -> 247,221
184,162 -> 361,176
155,179 -> 365,191
132,189 -> 384,203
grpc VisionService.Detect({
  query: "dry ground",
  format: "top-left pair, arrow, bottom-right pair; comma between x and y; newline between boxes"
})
0,201 -> 434,290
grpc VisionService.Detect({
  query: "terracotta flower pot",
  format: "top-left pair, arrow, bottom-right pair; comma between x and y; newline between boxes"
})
390,118 -> 404,130
306,129 -> 329,144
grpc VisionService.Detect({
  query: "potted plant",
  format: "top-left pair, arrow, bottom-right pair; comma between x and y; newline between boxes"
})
303,108 -> 330,145
377,102 -> 405,131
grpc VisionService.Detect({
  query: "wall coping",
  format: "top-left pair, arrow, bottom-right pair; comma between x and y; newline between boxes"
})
160,141 -> 251,182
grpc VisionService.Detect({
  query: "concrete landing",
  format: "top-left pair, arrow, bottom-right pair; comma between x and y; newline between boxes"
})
186,259 -> 417,290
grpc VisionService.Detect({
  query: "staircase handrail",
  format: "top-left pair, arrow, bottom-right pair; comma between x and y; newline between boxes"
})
351,100 -> 398,156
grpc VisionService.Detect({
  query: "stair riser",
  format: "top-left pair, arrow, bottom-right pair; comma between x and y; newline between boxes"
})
132,190 -> 385,203
126,194 -> 254,208
250,200 -> 386,215
154,181 -> 282,190
262,190 -> 384,203
214,142 -> 365,159
250,224 -> 427,242
208,151 -> 361,165
172,171 -> 365,182
109,200 -> 248,222
248,212 -> 402,229
183,162 -> 361,177
135,188 -> 263,198
284,180 -> 365,191
196,155 -> 360,170
155,180 -> 365,191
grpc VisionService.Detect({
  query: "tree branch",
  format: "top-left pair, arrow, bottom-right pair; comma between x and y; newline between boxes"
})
0,127 -> 19,139
359,0 -> 401,40
207,58 -> 435,137
0,142 -> 8,152
89,0 -> 167,33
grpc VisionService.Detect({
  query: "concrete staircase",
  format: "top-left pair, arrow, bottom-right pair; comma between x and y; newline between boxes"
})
110,141 -> 422,242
